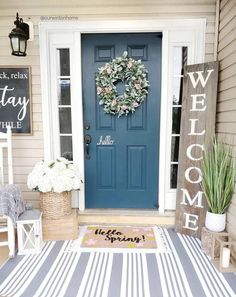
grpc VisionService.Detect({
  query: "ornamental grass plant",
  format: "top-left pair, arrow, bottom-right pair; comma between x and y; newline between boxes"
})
200,138 -> 236,214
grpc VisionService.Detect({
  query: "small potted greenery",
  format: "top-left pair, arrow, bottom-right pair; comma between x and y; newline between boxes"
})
200,137 -> 236,232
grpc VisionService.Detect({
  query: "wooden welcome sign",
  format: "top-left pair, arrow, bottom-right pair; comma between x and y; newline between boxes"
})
175,61 -> 219,238
0,66 -> 31,134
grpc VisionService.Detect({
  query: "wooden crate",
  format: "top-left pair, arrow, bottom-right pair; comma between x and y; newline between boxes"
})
42,210 -> 78,241
211,235 -> 236,273
201,227 -> 228,258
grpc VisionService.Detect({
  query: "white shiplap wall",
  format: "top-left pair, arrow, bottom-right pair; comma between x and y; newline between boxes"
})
216,0 -> 236,239
0,0 -> 216,208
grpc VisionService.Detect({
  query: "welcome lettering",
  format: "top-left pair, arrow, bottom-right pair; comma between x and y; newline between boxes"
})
182,69 -> 213,231
175,62 -> 218,237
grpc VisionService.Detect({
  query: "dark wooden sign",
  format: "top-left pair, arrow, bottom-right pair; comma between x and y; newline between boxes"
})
175,61 -> 219,238
0,66 -> 32,134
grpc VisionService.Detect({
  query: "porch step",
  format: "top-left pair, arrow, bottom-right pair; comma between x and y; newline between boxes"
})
77,210 -> 175,227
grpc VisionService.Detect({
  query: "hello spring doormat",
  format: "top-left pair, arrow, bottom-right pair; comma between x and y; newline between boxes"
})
81,226 -> 157,249
66,226 -> 169,253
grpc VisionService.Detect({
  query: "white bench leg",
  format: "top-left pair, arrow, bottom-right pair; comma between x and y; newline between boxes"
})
7,217 -> 15,258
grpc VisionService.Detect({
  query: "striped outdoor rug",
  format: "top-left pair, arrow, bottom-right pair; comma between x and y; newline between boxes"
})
0,228 -> 236,297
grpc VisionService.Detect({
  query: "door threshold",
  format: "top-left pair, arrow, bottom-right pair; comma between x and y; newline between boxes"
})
77,208 -> 174,216
77,209 -> 175,227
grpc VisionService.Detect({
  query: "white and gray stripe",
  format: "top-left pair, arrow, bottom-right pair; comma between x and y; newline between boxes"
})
0,228 -> 236,297
76,252 -> 113,297
178,233 -> 236,297
120,253 -> 150,297
34,241 -> 81,297
0,241 -> 56,297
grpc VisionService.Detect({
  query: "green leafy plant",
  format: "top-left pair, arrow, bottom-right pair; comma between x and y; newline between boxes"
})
96,51 -> 149,117
200,138 -> 236,214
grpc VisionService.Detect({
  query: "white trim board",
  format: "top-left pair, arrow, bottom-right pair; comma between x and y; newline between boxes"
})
39,19 -> 206,212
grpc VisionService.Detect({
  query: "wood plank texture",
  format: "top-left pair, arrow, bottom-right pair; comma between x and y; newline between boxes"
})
42,210 -> 78,241
77,212 -> 175,227
175,61 -> 219,238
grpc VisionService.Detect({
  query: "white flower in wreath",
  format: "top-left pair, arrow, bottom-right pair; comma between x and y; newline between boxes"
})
96,51 -> 150,117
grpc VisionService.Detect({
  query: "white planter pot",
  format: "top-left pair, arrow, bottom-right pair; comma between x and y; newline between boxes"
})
205,211 -> 226,232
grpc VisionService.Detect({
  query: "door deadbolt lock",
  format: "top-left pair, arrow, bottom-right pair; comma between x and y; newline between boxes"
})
84,123 -> 90,130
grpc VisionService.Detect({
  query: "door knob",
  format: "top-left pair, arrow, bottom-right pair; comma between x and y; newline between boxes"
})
84,134 -> 92,159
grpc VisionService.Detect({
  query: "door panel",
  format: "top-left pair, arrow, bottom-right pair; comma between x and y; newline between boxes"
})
82,33 -> 162,209
127,146 -> 146,190
97,146 -> 116,189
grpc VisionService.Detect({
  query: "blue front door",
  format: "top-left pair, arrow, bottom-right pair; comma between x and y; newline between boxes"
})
82,33 -> 162,209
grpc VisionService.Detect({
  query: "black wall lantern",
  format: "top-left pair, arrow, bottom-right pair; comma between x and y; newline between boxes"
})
9,13 -> 29,56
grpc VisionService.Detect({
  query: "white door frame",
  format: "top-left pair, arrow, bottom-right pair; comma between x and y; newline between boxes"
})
39,19 -> 206,212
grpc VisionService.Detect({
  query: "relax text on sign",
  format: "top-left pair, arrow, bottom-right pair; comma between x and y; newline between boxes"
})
0,67 -> 31,134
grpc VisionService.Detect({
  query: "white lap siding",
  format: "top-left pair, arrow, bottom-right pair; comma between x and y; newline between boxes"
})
216,0 -> 236,239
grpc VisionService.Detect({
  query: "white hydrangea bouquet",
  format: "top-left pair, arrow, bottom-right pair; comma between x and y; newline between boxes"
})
27,157 -> 82,193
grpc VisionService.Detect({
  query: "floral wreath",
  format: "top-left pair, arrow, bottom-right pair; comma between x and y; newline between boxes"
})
96,51 -> 150,117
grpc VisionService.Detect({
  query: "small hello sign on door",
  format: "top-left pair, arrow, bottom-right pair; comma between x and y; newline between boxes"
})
175,61 -> 219,238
